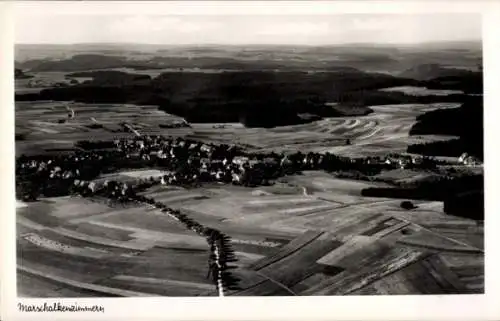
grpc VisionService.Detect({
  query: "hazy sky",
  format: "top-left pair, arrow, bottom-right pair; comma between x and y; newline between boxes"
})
15,13 -> 481,45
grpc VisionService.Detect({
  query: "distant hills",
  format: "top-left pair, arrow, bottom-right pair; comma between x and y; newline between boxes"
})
399,63 -> 479,81
15,53 -> 376,73
15,42 -> 481,75
14,43 -> 482,131
16,52 -> 481,85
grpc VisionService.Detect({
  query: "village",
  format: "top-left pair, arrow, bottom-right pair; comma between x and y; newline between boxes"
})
17,129 -> 480,202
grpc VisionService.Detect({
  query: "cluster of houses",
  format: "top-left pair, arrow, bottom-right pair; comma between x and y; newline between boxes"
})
25,78 -> 70,88
17,133 -> 457,202
382,154 -> 429,169
458,152 -> 482,166
17,152 -> 103,180
113,136 -> 279,186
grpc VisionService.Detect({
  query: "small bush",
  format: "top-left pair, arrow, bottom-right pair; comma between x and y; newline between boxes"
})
400,201 -> 417,210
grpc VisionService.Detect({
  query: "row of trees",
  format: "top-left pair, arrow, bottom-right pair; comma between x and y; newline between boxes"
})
407,139 -> 464,158
70,171 -> 241,295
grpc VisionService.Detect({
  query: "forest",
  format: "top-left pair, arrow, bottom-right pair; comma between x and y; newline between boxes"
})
15,68 -> 481,128
408,96 -> 483,159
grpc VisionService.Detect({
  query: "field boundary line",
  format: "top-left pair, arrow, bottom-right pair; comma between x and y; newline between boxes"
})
249,231 -> 323,271
253,270 -> 297,296
396,240 -> 483,254
393,216 -> 484,254
419,226 -> 484,253
227,280 -> 267,296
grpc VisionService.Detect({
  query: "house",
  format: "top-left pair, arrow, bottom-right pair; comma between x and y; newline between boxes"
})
232,156 -> 249,166
458,152 -> 469,164
201,144 -> 212,153
464,155 -> 481,166
232,173 -> 242,183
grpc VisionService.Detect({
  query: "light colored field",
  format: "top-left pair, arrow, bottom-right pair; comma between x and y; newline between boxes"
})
120,169 -> 167,179
16,201 -> 28,208
379,86 -> 465,96
51,227 -> 154,251
374,169 -> 436,183
152,192 -> 208,205
183,193 -> 336,222
317,235 -> 377,265
234,252 -> 267,267
17,99 -> 461,157
93,207 -> 197,235
45,196 -> 112,219
284,172 -> 390,194
231,239 -> 282,247
89,221 -> 208,249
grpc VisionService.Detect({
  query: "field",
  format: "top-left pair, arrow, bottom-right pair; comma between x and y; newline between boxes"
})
17,170 -> 483,296
15,100 -> 460,158
15,101 -> 189,156
17,195 -> 217,297
378,86 -> 465,96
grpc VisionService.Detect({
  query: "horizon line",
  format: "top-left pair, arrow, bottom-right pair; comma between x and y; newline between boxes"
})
15,40 -> 482,47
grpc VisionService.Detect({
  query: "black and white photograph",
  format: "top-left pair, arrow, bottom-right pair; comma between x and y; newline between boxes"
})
8,2 -> 487,303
